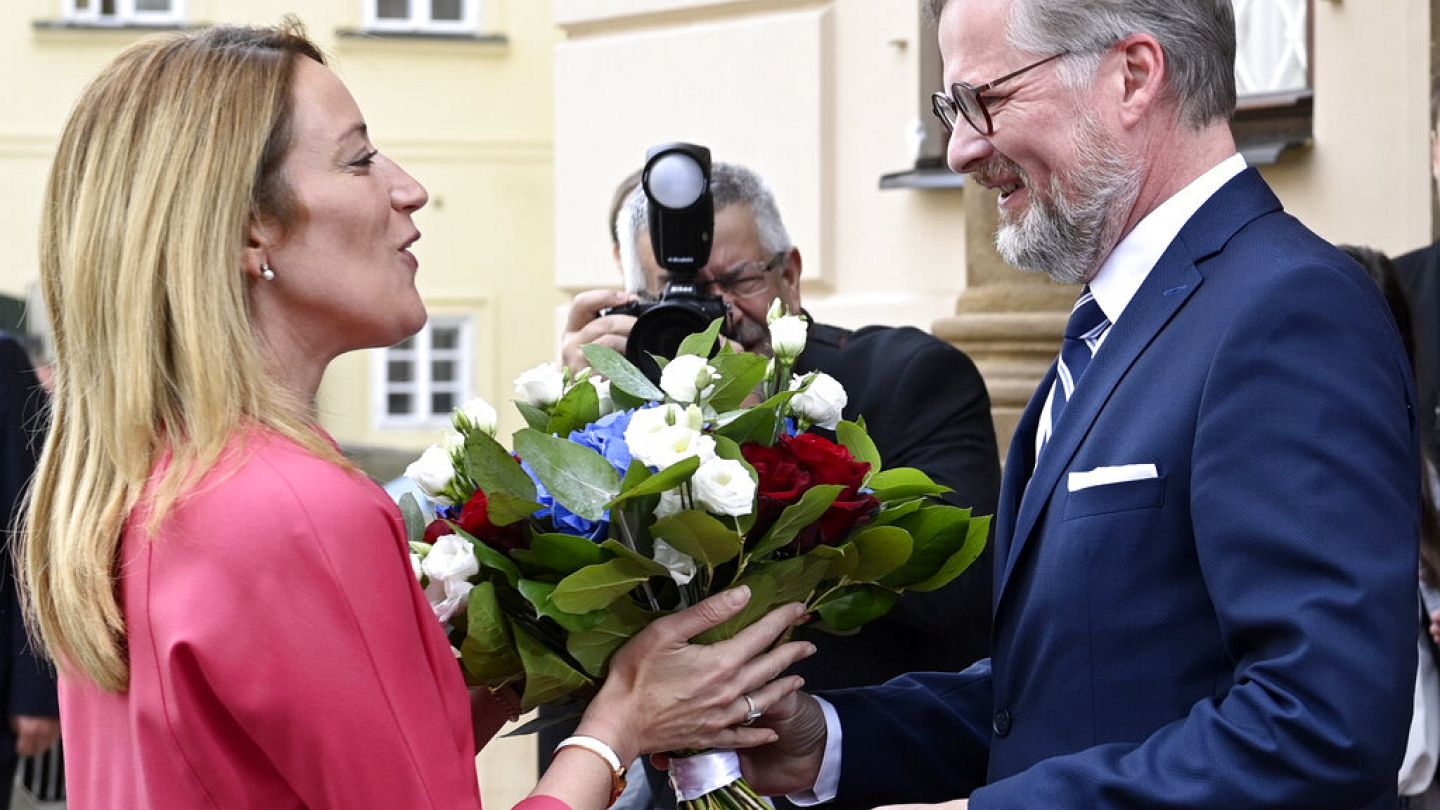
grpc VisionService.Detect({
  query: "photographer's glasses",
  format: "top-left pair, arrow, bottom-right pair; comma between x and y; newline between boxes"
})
931,51 -> 1068,136
689,251 -> 786,300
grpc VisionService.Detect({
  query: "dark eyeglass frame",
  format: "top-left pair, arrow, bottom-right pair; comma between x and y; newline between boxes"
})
699,251 -> 787,299
931,51 -> 1069,136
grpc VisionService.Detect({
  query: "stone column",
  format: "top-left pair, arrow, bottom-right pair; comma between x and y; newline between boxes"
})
931,186 -> 1078,459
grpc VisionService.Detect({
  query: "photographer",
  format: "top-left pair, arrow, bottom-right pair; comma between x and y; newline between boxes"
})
561,158 -> 1001,700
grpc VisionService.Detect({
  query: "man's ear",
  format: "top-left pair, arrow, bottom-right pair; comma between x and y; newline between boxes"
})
1114,33 -> 1167,129
778,247 -> 803,313
242,216 -> 281,281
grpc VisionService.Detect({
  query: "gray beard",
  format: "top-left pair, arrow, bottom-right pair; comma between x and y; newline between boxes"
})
994,113 -> 1142,285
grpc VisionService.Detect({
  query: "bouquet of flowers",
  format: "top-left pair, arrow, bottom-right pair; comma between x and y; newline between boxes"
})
403,305 -> 989,810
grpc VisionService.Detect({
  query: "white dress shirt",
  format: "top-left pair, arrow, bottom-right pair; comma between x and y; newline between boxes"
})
790,152 -> 1248,806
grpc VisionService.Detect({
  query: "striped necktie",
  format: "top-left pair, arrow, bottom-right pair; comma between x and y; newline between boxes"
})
1038,287 -> 1110,458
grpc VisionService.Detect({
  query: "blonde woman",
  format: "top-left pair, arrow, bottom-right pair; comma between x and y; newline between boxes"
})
22,22 -> 810,810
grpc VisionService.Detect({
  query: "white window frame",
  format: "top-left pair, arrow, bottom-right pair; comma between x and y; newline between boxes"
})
362,0 -> 481,34
374,315 -> 474,430
1234,0 -> 1311,97
63,0 -> 185,25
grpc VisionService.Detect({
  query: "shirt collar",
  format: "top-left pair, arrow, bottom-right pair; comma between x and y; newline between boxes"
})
1088,153 -> 1247,324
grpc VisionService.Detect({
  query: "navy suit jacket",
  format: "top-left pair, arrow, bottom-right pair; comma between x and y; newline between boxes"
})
822,169 -> 1420,808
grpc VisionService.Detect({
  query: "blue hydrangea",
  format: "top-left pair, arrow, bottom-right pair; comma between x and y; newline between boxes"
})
522,409 -> 637,541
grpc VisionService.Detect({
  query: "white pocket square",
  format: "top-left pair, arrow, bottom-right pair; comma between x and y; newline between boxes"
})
1067,464 -> 1158,492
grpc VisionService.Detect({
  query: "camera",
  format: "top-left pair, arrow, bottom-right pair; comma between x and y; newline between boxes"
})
602,143 -> 729,383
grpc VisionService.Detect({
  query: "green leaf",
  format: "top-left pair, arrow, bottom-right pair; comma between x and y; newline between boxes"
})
607,456 -> 699,508
619,459 -> 652,494
486,491 -> 544,526
610,385 -> 645,412
764,553 -> 833,606
551,557 -> 653,612
459,582 -> 524,687
451,526 -> 523,587
693,575 -> 778,645
880,505 -> 973,589
873,499 -> 925,526
909,513 -> 990,593
714,391 -> 796,445
599,539 -> 669,577
515,400 -> 552,432
677,318 -> 725,358
867,467 -> 953,501
532,532 -> 608,574
518,579 -> 609,633
464,429 -> 538,503
650,511 -> 745,568
514,429 -> 621,522
836,420 -> 882,482
707,353 -> 771,413
844,526 -> 913,582
548,381 -> 600,437
583,344 -> 664,402
399,493 -> 428,545
566,599 -> 651,678
749,484 -> 844,558
814,584 -> 900,633
515,624 -> 594,711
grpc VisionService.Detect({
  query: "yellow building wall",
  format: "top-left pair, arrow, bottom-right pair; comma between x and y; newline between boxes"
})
2,0 -> 556,803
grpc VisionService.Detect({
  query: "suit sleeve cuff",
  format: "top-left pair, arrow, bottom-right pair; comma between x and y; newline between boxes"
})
785,696 -> 842,806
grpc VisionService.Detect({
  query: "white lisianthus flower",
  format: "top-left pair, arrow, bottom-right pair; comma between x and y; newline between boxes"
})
441,429 -> 466,457
411,552 -> 424,581
653,539 -> 697,586
692,458 -> 756,516
653,489 -> 685,521
633,425 -> 717,470
514,362 -> 565,408
660,354 -> 720,404
766,298 -> 786,324
406,444 -> 457,506
790,371 -> 848,430
421,534 -> 480,623
453,396 -> 498,436
590,376 -> 615,416
769,315 -> 808,362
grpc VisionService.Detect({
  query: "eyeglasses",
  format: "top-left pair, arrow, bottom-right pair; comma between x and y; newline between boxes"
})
931,52 -> 1068,136
681,252 -> 786,300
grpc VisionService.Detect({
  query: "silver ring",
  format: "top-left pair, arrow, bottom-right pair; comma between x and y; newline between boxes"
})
741,693 -> 762,726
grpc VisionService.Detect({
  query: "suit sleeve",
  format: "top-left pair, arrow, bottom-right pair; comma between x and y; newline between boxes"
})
963,260 -> 1420,807
865,332 -> 1001,645
144,458 -> 484,809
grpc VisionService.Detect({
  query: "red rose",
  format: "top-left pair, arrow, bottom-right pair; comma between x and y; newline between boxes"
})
740,434 -> 878,553
425,489 -> 528,553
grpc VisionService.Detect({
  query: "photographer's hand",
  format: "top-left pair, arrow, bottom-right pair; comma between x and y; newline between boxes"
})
561,289 -> 637,375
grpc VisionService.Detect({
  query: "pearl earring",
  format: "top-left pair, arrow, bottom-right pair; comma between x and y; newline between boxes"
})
260,262 -> 275,282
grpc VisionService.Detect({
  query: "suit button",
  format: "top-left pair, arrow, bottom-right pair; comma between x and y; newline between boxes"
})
993,708 -> 1012,737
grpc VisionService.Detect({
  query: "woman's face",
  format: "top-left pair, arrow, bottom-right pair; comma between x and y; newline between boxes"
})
257,58 -> 429,361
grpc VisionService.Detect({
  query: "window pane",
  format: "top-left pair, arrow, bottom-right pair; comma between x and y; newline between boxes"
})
431,0 -> 462,21
432,360 -> 455,382
377,0 -> 410,20
388,392 -> 412,415
74,0 -> 90,11
135,0 -> 170,11
432,328 -> 459,350
431,392 -> 455,414
100,0 -> 115,15
388,360 -> 414,383
1234,0 -> 1308,95
392,336 -> 415,351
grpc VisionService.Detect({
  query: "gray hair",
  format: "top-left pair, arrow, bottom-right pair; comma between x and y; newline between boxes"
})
926,0 -> 1237,129
616,161 -> 793,294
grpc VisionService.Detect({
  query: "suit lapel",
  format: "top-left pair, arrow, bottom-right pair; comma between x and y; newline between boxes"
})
994,168 -> 1284,605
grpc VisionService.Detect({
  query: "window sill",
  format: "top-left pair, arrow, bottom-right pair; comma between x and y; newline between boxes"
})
335,27 -> 507,45
32,18 -> 200,32
879,158 -> 964,191
1232,89 -> 1313,165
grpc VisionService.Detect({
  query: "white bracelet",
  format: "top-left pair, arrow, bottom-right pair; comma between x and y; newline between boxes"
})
554,735 -> 623,773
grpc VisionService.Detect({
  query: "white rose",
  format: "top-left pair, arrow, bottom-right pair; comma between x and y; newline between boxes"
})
691,458 -> 756,516
421,533 -> 480,583
405,444 -> 457,506
653,539 -> 697,586
766,298 -> 786,323
425,576 -> 474,624
453,396 -> 498,436
514,362 -> 565,408
630,424 -> 716,470
660,354 -> 720,404
769,315 -> 808,361
790,371 -> 848,430
590,376 -> 615,416
624,403 -> 700,443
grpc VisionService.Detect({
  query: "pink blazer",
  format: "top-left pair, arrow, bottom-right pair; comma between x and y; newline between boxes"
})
59,429 -> 569,810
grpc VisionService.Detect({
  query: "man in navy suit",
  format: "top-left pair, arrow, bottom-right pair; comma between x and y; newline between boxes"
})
732,0 -> 1421,808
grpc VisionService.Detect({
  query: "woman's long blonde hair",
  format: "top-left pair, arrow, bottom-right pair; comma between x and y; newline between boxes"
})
21,21 -> 343,692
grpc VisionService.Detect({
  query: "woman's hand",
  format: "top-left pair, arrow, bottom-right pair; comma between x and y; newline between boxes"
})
573,585 -> 814,764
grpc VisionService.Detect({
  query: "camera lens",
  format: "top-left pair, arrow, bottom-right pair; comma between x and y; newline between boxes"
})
626,302 -> 716,381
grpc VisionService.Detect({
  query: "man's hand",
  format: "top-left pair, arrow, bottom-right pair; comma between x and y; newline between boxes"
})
735,688 -> 829,797
10,715 -> 59,758
561,289 -> 637,374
